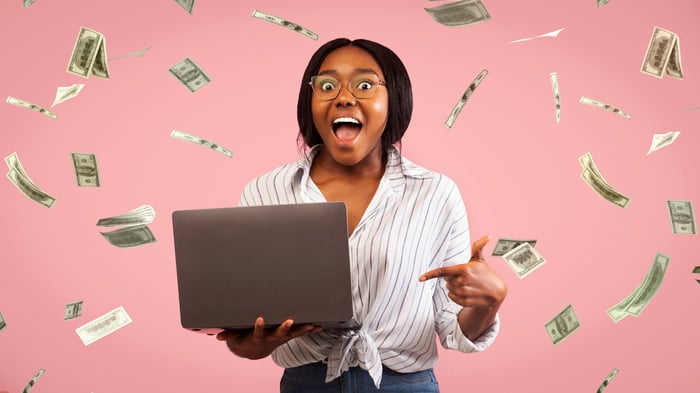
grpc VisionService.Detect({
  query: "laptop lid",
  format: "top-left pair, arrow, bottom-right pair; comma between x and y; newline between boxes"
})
172,202 -> 357,334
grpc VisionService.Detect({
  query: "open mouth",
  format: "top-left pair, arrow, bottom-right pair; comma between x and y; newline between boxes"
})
332,117 -> 363,142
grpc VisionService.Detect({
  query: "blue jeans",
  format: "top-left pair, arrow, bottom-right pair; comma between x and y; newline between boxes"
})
280,361 -> 440,392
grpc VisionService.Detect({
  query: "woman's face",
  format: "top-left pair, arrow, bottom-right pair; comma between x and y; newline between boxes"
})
311,45 -> 389,168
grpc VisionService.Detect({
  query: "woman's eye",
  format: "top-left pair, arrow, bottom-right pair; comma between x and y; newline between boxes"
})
356,80 -> 374,90
320,81 -> 336,91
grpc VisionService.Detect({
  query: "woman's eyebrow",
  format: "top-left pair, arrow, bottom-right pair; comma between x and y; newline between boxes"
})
317,68 -> 379,76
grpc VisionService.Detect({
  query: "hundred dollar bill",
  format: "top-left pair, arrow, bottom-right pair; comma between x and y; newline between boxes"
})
7,167 -> 56,208
71,153 -> 101,187
175,0 -> 195,14
550,72 -> 561,123
52,84 -> 85,107
100,224 -> 156,247
109,46 -> 151,61
596,368 -> 619,393
580,96 -> 631,120
647,131 -> 680,155
641,27 -> 682,79
545,304 -> 580,346
64,300 -> 84,320
169,57 -> 211,93
666,200 -> 695,234
5,152 -> 32,181
171,129 -> 233,158
424,0 -> 491,27
501,242 -> 546,279
580,168 -> 630,208
491,238 -> 537,256
75,306 -> 132,346
509,27 -> 565,44
693,266 -> 700,284
251,10 -> 318,40
606,253 -> 670,322
67,27 -> 108,79
24,0 -> 37,7
96,204 -> 155,227
578,152 -> 607,181
0,311 -> 5,331
444,69 -> 488,129
6,96 -> 57,120
597,0 -> 610,7
22,368 -> 45,393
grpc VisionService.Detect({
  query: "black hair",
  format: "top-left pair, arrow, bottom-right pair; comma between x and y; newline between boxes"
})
296,38 -> 413,152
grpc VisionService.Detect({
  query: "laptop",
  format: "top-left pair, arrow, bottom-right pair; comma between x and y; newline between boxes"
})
172,202 -> 358,335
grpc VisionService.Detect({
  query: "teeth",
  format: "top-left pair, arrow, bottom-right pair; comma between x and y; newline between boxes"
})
333,117 -> 360,125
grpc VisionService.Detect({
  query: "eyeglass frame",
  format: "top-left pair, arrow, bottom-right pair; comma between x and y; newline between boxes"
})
308,73 -> 387,101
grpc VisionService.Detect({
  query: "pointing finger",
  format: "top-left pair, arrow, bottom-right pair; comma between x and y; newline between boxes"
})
419,264 -> 466,282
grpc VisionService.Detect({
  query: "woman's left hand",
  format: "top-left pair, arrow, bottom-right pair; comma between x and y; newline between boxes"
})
419,235 -> 507,309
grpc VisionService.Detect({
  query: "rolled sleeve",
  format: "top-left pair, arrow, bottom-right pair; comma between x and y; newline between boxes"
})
443,313 -> 500,353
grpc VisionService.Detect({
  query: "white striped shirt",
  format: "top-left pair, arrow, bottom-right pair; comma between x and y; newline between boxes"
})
238,145 -> 500,388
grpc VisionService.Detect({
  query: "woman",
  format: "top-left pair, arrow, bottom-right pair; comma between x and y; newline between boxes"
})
217,37 -> 507,392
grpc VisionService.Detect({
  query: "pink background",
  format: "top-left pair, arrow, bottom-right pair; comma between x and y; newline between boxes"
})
1,0 -> 699,392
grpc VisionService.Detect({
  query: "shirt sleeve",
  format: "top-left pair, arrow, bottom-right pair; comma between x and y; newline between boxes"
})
433,180 -> 500,353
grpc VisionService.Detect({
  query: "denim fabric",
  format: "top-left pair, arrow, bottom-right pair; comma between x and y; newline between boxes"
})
280,361 -> 440,392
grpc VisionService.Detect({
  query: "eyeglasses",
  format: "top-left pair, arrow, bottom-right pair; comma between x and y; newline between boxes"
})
309,73 -> 386,101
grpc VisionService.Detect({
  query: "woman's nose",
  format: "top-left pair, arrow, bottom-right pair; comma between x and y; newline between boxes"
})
334,84 -> 356,106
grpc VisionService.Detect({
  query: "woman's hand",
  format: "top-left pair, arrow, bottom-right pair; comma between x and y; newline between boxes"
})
216,317 -> 321,360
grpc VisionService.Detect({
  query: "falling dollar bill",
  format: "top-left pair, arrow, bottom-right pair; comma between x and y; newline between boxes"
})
491,238 -> 537,256
66,26 -> 109,79
23,0 -> 37,7
96,204 -> 155,227
175,0 -> 195,14
64,300 -> 84,320
71,153 -> 101,187
693,266 -> 700,284
666,200 -> 696,235
5,152 -> 32,181
22,368 -> 45,393
52,84 -> 85,107
75,306 -> 132,346
100,224 -> 156,247
550,72 -> 561,123
424,0 -> 491,27
169,57 -> 211,93
6,96 -> 57,120
580,96 -> 631,120
108,46 -> 151,61
641,27 -> 683,79
0,311 -> 6,331
251,10 -> 318,40
545,304 -> 580,346
501,242 -> 546,279
597,0 -> 610,8
444,69 -> 488,129
596,368 -> 619,393
509,27 -> 565,44
171,129 -> 233,158
578,152 -> 630,208
647,131 -> 680,155
5,152 -> 56,208
607,253 -> 670,322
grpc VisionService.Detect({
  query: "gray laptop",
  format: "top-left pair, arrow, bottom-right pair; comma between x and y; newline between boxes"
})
172,202 -> 357,334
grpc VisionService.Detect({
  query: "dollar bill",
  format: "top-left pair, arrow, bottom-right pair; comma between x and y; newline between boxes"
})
52,84 -> 85,107
641,27 -> 682,79
580,168 -> 630,208
444,69 -> 488,129
491,238 -> 537,256
647,131 -> 680,155
67,27 -> 108,79
667,200 -> 695,235
578,152 -> 606,181
550,72 -> 561,123
251,10 -> 318,40
71,153 -> 101,187
596,368 -> 619,393
693,266 -> 700,284
23,0 -> 37,7
171,129 -> 233,158
424,0 -> 491,27
175,0 -> 195,14
100,224 -> 156,247
6,167 -> 56,208
22,368 -> 45,393
109,46 -> 151,61
5,151 -> 32,181
501,242 -> 546,279
545,304 -> 580,346
580,96 -> 631,120
6,96 -> 57,120
169,57 -> 211,93
96,204 -> 155,227
64,300 -> 84,320
509,27 -> 565,44
607,253 -> 670,322
0,311 -> 6,331
75,306 -> 132,346
597,0 -> 610,8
